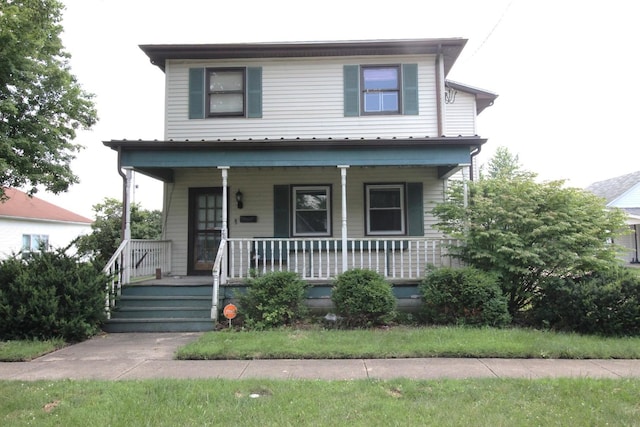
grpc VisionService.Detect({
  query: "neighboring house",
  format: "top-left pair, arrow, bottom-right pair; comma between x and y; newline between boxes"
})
586,171 -> 640,264
101,38 -> 497,329
0,188 -> 93,259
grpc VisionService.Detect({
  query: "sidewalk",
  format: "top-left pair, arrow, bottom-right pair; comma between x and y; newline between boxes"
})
2,332 -> 640,381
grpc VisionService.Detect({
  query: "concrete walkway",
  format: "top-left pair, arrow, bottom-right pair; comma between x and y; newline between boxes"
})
2,332 -> 640,381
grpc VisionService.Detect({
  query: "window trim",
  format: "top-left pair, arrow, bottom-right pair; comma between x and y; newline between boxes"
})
365,183 -> 406,236
292,185 -> 332,237
205,67 -> 246,117
360,64 -> 402,115
22,234 -> 49,255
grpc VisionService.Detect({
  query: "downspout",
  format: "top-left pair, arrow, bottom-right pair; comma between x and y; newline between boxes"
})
633,225 -> 639,263
116,147 -> 128,240
470,145 -> 482,181
435,45 -> 445,137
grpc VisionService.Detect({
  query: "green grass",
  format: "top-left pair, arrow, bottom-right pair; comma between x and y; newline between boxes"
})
0,339 -> 65,362
1,378 -> 639,426
177,326 -> 640,360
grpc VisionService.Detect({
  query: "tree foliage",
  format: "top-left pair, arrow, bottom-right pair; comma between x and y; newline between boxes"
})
76,198 -> 162,265
433,149 -> 628,315
0,0 -> 97,199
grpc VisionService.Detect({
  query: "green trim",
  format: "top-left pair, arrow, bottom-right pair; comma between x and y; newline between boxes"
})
121,145 -> 471,168
343,65 -> 360,117
247,67 -> 262,118
273,185 -> 290,237
402,64 -> 419,115
406,182 -> 424,236
188,68 -> 205,119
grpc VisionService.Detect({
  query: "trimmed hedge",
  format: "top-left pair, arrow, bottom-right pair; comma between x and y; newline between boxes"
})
0,249 -> 108,342
419,267 -> 511,327
531,267 -> 640,336
239,271 -> 309,329
331,269 -> 396,327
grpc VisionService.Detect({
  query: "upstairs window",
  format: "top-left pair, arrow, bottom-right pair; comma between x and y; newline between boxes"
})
362,66 -> 401,114
366,184 -> 405,235
206,68 -> 245,117
293,186 -> 331,236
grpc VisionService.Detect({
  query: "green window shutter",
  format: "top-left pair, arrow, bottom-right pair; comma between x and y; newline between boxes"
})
247,67 -> 263,118
406,182 -> 424,236
402,64 -> 419,115
343,65 -> 360,117
188,68 -> 205,119
273,185 -> 290,237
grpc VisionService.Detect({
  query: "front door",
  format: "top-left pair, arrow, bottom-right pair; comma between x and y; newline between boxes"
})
188,187 -> 224,275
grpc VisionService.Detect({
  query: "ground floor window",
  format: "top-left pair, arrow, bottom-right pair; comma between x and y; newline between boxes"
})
292,185 -> 331,236
22,234 -> 49,257
365,184 -> 405,235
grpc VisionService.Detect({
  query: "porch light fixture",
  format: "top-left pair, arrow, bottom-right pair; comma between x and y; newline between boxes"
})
236,190 -> 243,209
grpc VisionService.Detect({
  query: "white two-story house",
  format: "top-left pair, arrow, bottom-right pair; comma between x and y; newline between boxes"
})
102,38 -> 497,331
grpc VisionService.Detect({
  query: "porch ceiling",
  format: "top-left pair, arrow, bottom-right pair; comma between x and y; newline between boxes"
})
104,137 -> 485,182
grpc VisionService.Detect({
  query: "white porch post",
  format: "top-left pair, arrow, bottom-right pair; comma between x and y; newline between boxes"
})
123,168 -> 132,284
218,166 -> 229,284
338,165 -> 350,272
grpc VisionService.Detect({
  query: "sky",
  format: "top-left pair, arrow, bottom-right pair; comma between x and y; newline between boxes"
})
35,0 -> 639,218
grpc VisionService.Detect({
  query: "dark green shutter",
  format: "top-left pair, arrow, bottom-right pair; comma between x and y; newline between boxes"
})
406,182 -> 424,236
343,65 -> 360,117
402,64 -> 419,115
188,68 -> 205,119
273,185 -> 290,237
247,67 -> 262,118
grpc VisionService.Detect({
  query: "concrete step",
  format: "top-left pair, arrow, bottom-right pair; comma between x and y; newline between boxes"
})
102,318 -> 215,333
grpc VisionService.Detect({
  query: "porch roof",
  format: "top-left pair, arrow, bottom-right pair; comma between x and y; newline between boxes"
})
104,136 -> 486,182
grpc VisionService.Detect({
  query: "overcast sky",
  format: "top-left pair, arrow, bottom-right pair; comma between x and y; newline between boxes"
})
38,0 -> 639,217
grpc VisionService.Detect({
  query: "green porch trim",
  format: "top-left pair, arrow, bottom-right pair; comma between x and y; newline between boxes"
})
119,145 -> 472,168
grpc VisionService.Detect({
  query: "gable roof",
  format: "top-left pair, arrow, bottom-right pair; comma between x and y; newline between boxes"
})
139,38 -> 467,75
0,188 -> 93,224
586,171 -> 640,205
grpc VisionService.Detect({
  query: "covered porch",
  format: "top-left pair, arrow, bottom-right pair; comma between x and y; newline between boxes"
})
103,137 -> 481,322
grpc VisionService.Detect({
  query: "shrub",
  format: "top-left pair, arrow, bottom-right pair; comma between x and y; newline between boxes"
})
0,248 -> 108,342
239,271 -> 309,329
531,267 -> 640,336
419,267 -> 511,327
331,269 -> 396,327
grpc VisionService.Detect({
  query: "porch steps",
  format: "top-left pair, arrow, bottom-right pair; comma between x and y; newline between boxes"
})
102,284 -> 215,333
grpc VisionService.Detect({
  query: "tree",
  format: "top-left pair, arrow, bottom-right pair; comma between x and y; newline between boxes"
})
433,149 -> 628,315
0,0 -> 97,199
482,146 -> 536,180
76,198 -> 162,265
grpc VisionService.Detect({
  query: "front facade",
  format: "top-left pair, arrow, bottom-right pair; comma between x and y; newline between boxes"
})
104,38 -> 496,287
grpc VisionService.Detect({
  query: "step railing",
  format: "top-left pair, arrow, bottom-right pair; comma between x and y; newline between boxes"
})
103,239 -> 172,318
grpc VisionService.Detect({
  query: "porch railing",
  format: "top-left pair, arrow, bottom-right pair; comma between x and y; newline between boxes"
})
224,237 -> 460,281
102,239 -> 172,318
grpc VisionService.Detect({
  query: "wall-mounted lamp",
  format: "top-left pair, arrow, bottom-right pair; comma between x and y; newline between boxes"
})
236,190 -> 243,209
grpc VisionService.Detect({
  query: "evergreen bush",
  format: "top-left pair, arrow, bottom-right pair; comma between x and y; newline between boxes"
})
531,267 -> 640,336
331,269 -> 396,327
0,248 -> 108,342
239,271 -> 309,329
419,267 -> 511,327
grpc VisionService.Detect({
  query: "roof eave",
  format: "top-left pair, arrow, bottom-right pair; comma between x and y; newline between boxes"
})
139,38 -> 467,74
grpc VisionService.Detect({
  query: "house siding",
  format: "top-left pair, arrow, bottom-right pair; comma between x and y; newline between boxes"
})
444,90 -> 476,136
164,56 -> 439,141
0,217 -> 91,259
163,166 -> 446,275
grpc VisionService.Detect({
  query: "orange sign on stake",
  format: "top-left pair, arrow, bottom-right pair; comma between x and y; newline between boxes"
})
223,304 -> 237,320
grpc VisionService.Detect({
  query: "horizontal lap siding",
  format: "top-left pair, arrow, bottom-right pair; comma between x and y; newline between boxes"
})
444,91 -> 476,136
165,167 -> 445,274
165,57 -> 437,140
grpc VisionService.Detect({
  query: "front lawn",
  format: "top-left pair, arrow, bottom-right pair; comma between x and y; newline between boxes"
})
0,339 -> 65,362
176,326 -> 640,360
1,378 -> 639,426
